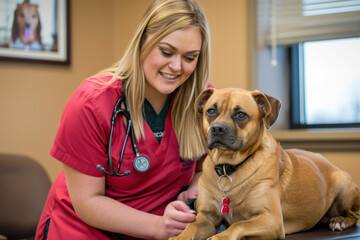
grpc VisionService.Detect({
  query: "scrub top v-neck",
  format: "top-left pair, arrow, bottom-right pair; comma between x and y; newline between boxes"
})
143,96 -> 171,144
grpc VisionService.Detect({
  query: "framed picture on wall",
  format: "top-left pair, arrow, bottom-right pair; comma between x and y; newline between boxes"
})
0,0 -> 69,64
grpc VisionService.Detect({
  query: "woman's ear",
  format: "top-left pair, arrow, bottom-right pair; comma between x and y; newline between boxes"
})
252,90 -> 282,128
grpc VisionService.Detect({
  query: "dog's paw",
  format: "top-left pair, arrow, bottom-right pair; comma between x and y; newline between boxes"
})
168,237 -> 181,240
207,235 -> 231,240
329,216 -> 346,231
169,236 -> 193,240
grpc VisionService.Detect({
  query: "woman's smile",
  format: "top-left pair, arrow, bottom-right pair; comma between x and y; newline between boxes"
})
160,72 -> 179,81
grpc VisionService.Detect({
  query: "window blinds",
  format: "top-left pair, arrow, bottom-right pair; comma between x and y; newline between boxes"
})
258,0 -> 360,46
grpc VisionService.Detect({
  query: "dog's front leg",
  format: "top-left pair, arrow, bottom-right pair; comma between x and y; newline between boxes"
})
169,211 -> 220,240
207,213 -> 285,240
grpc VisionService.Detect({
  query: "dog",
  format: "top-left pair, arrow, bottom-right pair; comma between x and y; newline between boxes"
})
11,0 -> 43,51
170,88 -> 360,240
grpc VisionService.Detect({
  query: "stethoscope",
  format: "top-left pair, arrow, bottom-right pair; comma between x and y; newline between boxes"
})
96,93 -> 151,177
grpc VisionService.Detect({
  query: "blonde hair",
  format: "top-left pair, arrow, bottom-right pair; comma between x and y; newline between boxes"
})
99,0 -> 210,160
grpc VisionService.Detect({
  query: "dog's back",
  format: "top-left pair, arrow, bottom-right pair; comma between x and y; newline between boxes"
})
273,147 -> 360,234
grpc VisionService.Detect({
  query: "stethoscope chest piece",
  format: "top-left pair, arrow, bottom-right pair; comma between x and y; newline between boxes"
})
133,155 -> 150,173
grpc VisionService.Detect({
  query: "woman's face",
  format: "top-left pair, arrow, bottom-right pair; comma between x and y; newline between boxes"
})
143,26 -> 202,101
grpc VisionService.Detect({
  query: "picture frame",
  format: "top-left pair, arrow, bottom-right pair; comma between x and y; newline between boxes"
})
0,0 -> 70,64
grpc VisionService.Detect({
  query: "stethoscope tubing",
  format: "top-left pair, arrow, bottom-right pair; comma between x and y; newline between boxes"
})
111,95 -> 132,177
97,92 -> 150,177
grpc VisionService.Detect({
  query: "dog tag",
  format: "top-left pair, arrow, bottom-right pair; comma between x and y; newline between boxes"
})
221,197 -> 230,215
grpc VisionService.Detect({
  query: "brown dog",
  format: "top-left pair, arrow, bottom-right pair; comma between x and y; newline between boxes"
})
11,0 -> 42,50
170,88 -> 360,240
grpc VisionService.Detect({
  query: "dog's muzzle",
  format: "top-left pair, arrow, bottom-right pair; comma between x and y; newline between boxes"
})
207,122 -> 241,151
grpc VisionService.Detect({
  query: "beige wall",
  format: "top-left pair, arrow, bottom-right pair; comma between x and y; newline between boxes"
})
0,0 -> 359,189
0,0 -> 118,181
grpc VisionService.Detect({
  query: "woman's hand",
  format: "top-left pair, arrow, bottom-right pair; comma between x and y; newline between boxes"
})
158,172 -> 201,239
155,200 -> 196,239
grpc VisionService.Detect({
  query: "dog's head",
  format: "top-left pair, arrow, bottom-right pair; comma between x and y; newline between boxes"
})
12,2 -> 41,45
195,88 -> 281,154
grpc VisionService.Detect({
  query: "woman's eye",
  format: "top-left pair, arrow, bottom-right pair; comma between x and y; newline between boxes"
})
184,56 -> 195,62
206,108 -> 217,118
160,49 -> 172,57
234,111 -> 248,121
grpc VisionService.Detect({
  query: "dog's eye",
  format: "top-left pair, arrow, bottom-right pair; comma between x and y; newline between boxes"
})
206,108 -> 217,118
234,111 -> 248,121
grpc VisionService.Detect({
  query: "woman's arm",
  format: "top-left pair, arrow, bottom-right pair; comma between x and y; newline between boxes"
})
63,164 -> 195,239
177,156 -> 204,203
177,172 -> 201,203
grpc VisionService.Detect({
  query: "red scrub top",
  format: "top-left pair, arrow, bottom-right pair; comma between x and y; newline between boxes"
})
35,75 -> 197,240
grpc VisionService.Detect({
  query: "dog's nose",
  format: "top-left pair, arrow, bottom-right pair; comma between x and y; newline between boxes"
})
25,21 -> 31,28
211,123 -> 228,136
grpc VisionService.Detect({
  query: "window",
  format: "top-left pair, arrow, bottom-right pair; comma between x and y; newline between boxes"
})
256,0 -> 360,130
291,37 -> 360,128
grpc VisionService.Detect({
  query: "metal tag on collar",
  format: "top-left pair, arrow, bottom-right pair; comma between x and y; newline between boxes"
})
133,154 -> 150,172
218,165 -> 233,215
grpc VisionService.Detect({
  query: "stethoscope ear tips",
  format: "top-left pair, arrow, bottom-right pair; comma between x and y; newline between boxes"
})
96,164 -> 131,177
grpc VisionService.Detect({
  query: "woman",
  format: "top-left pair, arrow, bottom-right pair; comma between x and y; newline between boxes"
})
35,0 -> 211,239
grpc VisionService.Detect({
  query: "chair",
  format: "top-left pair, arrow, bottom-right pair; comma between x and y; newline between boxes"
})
0,154 -> 51,240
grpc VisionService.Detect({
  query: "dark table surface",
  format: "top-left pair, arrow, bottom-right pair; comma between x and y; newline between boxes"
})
285,225 -> 360,240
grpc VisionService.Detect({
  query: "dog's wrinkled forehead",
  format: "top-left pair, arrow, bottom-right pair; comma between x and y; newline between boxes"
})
205,89 -> 258,115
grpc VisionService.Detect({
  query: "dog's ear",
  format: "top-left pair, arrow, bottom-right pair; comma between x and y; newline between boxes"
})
194,88 -> 215,150
252,90 -> 281,128
12,5 -> 20,42
195,88 -> 215,116
35,5 -> 42,45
